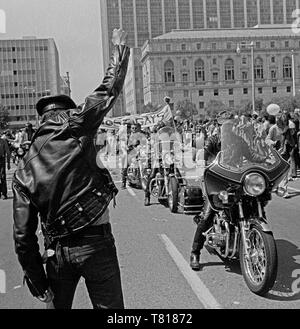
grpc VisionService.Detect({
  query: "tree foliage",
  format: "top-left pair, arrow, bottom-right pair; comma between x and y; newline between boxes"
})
204,100 -> 229,118
175,99 -> 197,120
0,104 -> 9,130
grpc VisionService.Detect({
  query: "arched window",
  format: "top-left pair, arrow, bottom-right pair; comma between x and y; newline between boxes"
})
283,57 -> 292,79
225,58 -> 234,81
195,59 -> 205,83
164,60 -> 175,83
254,57 -> 264,80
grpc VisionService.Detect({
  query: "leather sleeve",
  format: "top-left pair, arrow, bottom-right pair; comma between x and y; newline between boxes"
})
12,178 -> 48,297
70,44 -> 130,133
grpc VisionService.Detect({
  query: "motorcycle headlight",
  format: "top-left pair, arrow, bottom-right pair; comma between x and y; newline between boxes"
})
243,173 -> 266,196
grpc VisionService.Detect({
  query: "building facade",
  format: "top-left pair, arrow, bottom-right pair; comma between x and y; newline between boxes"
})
141,26 -> 300,115
0,37 -> 61,128
124,48 -> 145,115
100,0 -> 300,117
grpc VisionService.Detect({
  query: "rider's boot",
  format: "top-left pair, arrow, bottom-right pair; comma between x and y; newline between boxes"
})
190,252 -> 201,271
144,193 -> 150,206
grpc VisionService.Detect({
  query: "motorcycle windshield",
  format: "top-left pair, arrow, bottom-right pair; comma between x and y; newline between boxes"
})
219,119 -> 282,173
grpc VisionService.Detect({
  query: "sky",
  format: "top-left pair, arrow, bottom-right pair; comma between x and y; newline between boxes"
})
0,0 -> 104,104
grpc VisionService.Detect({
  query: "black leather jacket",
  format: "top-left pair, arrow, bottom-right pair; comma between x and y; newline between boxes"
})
12,44 -> 130,296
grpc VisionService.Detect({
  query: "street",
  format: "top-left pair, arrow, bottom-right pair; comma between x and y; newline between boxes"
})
0,163 -> 300,309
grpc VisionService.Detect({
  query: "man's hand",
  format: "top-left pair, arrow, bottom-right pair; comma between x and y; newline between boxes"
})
112,28 -> 127,46
37,288 -> 54,303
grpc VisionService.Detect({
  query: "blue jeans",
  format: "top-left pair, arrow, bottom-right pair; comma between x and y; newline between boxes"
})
46,225 -> 124,309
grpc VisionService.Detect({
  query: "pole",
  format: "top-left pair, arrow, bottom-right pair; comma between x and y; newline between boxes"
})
250,42 -> 255,115
66,72 -> 71,97
24,88 -> 29,122
292,49 -> 296,97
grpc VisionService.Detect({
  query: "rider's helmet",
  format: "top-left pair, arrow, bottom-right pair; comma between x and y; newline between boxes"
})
216,110 -> 234,125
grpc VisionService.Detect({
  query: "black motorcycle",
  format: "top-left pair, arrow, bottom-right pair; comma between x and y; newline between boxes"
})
202,122 -> 289,296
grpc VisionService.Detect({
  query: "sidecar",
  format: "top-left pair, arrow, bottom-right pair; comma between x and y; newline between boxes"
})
177,179 -> 204,214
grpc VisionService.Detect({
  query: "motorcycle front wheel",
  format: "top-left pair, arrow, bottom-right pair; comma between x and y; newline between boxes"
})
239,224 -> 278,296
168,176 -> 179,213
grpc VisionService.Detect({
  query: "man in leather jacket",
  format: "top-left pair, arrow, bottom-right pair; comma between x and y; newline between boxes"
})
12,28 -> 130,308
190,112 -> 269,270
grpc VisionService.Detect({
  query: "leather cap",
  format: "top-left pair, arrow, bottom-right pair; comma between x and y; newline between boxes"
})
36,94 -> 77,116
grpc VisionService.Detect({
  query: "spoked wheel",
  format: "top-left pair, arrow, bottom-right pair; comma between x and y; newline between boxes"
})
239,224 -> 278,296
168,177 -> 179,213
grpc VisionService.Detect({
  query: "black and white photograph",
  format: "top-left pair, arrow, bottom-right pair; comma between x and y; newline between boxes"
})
0,0 -> 300,317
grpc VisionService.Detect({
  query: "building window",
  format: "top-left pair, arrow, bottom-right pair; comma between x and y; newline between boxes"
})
182,72 -> 189,85
229,88 -> 233,95
212,58 -> 217,65
199,90 -> 204,97
242,71 -> 248,80
285,41 -> 289,48
13,58 -> 16,63
254,57 -> 264,80
166,44 -> 171,51
243,88 -> 248,94
271,70 -> 277,79
270,41 -> 275,48
211,42 -> 217,50
13,70 -> 17,75
196,43 -> 201,50
256,42 -> 261,49
225,58 -> 234,81
182,58 -> 187,66
181,44 -> 186,51
226,42 -> 232,50
272,87 -> 277,93
199,101 -> 205,109
242,57 -> 247,65
271,56 -> 276,63
214,89 -> 219,96
229,100 -> 234,108
283,57 -> 292,79
184,90 -> 189,98
258,87 -> 263,94
195,59 -> 205,82
164,60 -> 175,83
287,86 -> 291,93
212,72 -> 219,82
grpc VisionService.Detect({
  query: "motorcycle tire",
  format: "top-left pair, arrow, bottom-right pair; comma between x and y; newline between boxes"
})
168,176 -> 179,213
239,224 -> 278,296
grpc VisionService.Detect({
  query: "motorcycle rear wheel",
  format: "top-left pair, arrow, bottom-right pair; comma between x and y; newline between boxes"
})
239,224 -> 278,296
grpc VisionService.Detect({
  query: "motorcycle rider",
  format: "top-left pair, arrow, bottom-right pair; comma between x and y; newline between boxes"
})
190,111 -> 269,270
121,122 -> 147,189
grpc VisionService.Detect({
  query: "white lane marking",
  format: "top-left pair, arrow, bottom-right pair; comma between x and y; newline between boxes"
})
13,285 -> 21,290
288,186 -> 300,193
159,234 -> 222,309
127,186 -> 137,197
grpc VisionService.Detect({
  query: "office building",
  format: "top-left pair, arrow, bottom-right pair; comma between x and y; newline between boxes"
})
141,25 -> 300,115
0,37 -> 61,128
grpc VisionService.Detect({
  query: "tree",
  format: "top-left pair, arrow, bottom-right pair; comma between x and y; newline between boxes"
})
204,100 -> 228,118
174,99 -> 197,120
141,102 -> 160,114
0,104 -> 9,130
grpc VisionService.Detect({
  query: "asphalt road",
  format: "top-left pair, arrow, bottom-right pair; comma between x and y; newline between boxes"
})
0,164 -> 300,309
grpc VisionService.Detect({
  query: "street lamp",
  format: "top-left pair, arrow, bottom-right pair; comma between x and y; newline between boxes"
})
23,86 -> 30,122
236,41 -> 255,115
292,49 -> 296,97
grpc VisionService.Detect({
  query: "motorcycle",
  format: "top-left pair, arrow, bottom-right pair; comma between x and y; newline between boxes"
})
201,122 -> 289,295
14,141 -> 31,165
127,144 -> 151,190
150,126 -> 203,214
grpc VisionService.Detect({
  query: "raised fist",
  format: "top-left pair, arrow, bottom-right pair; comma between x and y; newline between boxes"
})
112,28 -> 127,46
